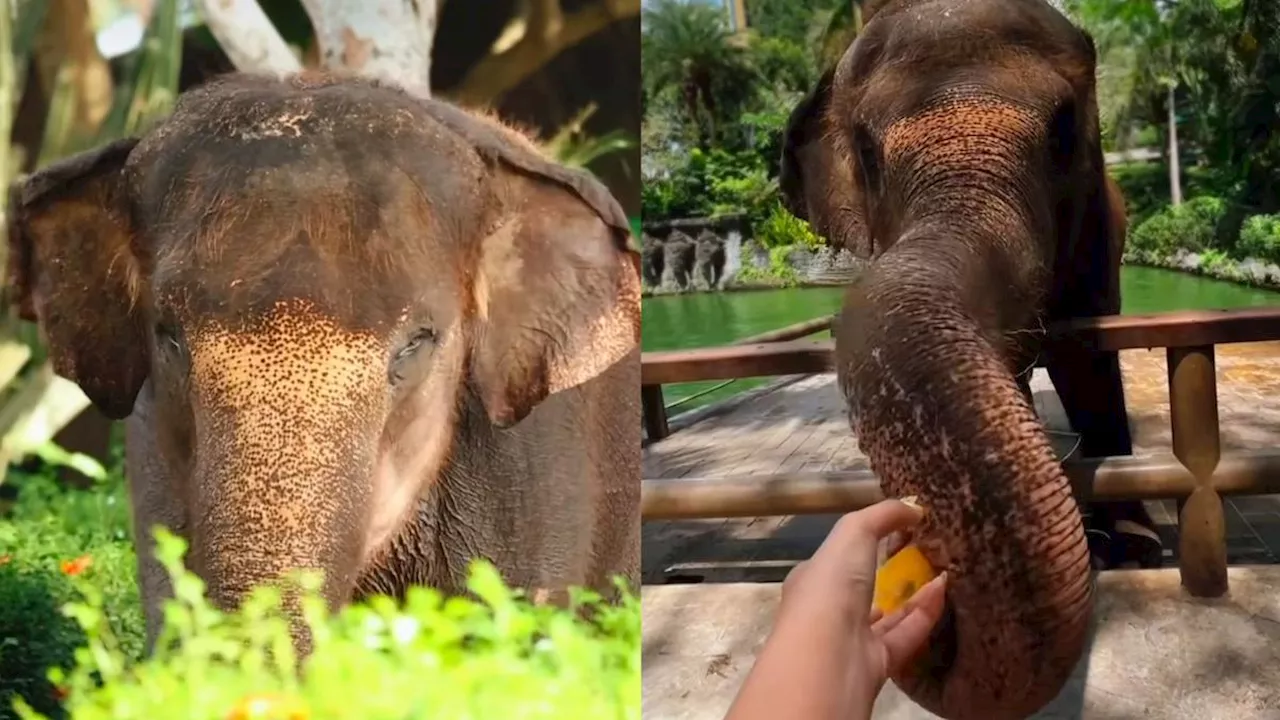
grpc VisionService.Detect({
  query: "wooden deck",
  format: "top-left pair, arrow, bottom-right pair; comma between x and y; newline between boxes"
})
643,341 -> 1280,583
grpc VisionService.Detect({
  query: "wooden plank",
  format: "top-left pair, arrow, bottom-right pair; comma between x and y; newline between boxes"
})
641,448 -> 1280,519
641,309 -> 1280,386
732,316 -> 833,345
1054,307 -> 1280,351
641,384 -> 669,442
642,340 -> 834,384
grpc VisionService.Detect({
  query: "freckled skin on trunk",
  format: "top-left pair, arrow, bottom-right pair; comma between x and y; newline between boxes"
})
838,238 -> 1093,719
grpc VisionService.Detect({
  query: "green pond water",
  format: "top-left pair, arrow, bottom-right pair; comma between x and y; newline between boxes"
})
641,265 -> 1280,412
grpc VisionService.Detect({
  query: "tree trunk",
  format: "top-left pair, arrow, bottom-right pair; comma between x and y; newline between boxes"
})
196,0 -> 303,74
300,0 -> 437,94
1167,84 -> 1182,206
196,0 -> 438,94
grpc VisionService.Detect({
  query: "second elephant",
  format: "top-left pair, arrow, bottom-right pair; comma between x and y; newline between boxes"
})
780,0 -> 1153,718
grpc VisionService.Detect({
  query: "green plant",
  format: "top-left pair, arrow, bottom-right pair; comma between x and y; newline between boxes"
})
1199,247 -> 1230,271
733,243 -> 800,288
1128,195 -> 1229,257
755,204 -> 822,250
0,467 -> 143,720
1238,213 -> 1280,264
9,525 -> 640,720
542,103 -> 636,170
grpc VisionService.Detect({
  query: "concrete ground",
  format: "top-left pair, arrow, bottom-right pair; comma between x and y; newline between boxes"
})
642,567 -> 1280,719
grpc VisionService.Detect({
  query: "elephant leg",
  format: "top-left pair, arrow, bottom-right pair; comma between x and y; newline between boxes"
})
1045,350 -> 1161,569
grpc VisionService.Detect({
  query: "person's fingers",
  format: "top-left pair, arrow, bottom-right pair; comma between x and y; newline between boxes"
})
806,500 -> 927,598
821,500 -> 925,559
880,572 -> 949,674
871,606 -> 909,636
868,607 -> 884,624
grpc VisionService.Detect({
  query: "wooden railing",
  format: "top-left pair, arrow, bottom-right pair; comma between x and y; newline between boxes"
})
641,315 -> 835,441
641,306 -> 1280,599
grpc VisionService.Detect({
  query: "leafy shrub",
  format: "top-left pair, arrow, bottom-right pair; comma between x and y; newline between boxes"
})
1238,213 -> 1280,264
642,147 -> 780,224
1128,196 -> 1228,257
0,469 -> 144,720
1110,164 -> 1235,226
10,528 -> 640,720
754,204 -> 822,250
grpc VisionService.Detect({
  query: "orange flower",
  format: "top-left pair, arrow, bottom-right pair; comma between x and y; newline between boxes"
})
224,693 -> 310,720
59,555 -> 92,576
0,554 -> 12,566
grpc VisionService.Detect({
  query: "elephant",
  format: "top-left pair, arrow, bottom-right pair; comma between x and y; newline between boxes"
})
7,71 -> 642,654
641,233 -> 666,288
662,230 -> 696,289
779,0 -> 1158,717
693,230 -> 726,289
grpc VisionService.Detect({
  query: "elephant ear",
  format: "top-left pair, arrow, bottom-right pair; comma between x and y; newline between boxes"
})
471,169 -> 640,427
7,138 -> 149,419
779,67 -> 872,258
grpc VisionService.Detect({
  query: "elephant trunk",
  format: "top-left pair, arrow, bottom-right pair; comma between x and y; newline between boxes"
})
185,319 -> 389,653
837,234 -> 1091,719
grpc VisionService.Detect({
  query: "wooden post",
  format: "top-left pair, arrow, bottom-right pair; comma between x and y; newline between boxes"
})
642,384 -> 669,443
1167,345 -> 1227,597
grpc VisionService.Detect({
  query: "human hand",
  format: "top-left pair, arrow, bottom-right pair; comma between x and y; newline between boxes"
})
778,500 -> 948,706
726,500 -> 949,720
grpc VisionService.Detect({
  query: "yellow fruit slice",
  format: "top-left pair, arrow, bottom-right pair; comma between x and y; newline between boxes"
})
873,544 -> 937,615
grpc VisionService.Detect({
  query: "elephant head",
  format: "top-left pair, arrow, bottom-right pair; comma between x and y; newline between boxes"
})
782,1 -> 1112,718
7,73 -> 640,646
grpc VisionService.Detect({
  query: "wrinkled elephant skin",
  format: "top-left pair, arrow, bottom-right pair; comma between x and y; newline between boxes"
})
779,0 -> 1139,718
7,72 -> 641,654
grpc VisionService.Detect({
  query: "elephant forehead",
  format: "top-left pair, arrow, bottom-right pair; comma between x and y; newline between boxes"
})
188,298 -> 389,414
882,101 -> 1042,161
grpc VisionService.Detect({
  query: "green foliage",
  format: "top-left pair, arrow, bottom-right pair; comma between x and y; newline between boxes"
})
10,528 -> 639,720
1110,163 -> 1233,226
734,245 -> 799,288
642,147 -> 778,224
1069,0 -> 1280,213
641,0 -> 820,224
1238,213 -> 1280,264
744,0 -> 846,44
1129,196 -> 1229,257
0,439 -> 638,720
641,0 -> 759,148
0,467 -> 143,720
755,204 -> 821,250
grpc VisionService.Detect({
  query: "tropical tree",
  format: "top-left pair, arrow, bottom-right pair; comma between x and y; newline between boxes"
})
641,0 -> 756,148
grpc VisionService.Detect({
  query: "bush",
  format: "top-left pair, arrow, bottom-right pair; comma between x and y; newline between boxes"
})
1128,196 -> 1228,257
754,204 -> 821,250
642,147 -> 780,225
1238,213 -> 1280,264
0,470 -> 144,720
9,527 -> 640,720
1110,164 -> 1235,226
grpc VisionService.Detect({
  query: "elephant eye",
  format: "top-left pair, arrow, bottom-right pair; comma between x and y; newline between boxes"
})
154,322 -> 184,353
852,125 -> 882,196
393,328 -> 435,363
